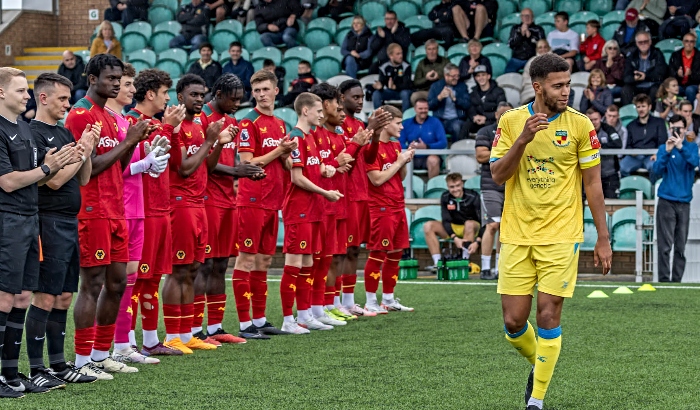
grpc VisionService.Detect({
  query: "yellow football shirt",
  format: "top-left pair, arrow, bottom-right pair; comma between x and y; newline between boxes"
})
490,103 -> 601,245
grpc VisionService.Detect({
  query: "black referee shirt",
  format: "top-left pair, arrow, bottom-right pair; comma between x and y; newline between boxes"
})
0,114 -> 38,215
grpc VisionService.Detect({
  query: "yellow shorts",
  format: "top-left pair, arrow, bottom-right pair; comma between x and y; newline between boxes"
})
497,243 -> 581,298
449,222 -> 480,239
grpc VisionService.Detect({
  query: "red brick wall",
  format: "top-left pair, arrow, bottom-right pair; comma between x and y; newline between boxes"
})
0,12 -> 58,65
57,0 -> 102,48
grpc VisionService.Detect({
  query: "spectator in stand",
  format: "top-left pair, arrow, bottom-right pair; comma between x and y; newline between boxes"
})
317,0 -> 354,23
621,31 -> 668,106
547,12 -> 579,70
458,39 -> 492,82
412,39 -> 448,105
229,0 -> 255,24
104,0 -> 125,22
170,0 -> 210,50
660,0 -> 695,40
341,16 -> 374,79
428,64 -> 470,139
625,0 -> 665,33
678,100 -> 700,140
57,51 -> 88,104
187,43 -> 222,95
281,60 -> 318,106
372,43 -> 412,111
222,41 -> 254,100
613,8 -> 651,57
90,20 -> 122,60
410,0 -> 459,48
255,0 -> 302,49
504,8 -> 545,74
262,59 -> 287,100
580,69 -> 613,115
370,11 -> 411,74
586,107 -> 623,198
620,93 -> 667,181
205,0 -> 237,24
654,114 -> 699,282
521,39 -> 550,87
604,104 -> 629,150
399,99 -> 447,178
121,0 -> 149,26
593,40 -> 625,98
655,77 -> 683,121
460,65 -> 506,140
669,31 -> 700,104
451,0 -> 498,41
578,20 -> 606,72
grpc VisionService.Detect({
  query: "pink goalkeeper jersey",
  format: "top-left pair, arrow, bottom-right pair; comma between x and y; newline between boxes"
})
107,107 -> 145,219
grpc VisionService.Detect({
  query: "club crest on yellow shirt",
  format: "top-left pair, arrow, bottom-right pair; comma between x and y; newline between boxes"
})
553,130 -> 570,147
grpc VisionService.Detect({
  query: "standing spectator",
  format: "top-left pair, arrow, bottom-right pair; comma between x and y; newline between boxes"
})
57,51 -> 88,104
669,31 -> 700,104
621,31 -> 668,106
341,16 -> 374,79
105,0 -> 126,22
460,65 -> 506,140
411,39 -> 448,105
372,43 -> 412,111
580,69 -> 613,115
653,114 -> 699,282
122,0 -> 149,26
410,0 -> 459,48
655,77 -> 683,121
281,60 -> 318,106
451,0 -> 498,41
586,107 -> 623,198
458,39 -> 492,82
370,11 -> 411,74
660,0 -> 694,40
578,20 -> 606,72
187,43 -> 223,95
90,21 -> 122,60
547,12 -> 579,70
613,8 -> 651,57
593,40 -> 625,98
254,0 -> 302,49
317,0 -> 354,23
170,0 -> 211,50
620,93 -> 667,181
428,64 -> 470,139
399,99 -> 447,178
222,41 -> 254,100
604,104 -> 629,150
505,8 -> 545,74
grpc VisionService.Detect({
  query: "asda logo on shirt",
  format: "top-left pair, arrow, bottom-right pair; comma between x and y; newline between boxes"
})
307,156 -> 320,166
261,138 -> 280,148
382,163 -> 392,171
222,142 -> 236,149
319,149 -> 331,159
187,145 -> 201,155
98,137 -> 120,148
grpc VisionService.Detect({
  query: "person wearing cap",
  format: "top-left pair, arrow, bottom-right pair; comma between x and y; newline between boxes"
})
459,64 -> 505,140
625,0 -> 667,28
613,8 -> 651,57
427,63 -> 470,140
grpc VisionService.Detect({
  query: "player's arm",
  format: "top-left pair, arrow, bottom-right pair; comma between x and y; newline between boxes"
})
91,120 -> 150,177
0,142 -> 74,192
582,164 -> 611,274
239,135 -> 296,167
211,162 -> 266,179
178,120 -> 225,178
291,167 -> 342,201
491,113 -> 548,185
367,148 -> 414,186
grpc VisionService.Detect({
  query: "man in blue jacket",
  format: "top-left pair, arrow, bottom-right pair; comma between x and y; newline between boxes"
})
653,115 -> 700,282
399,98 -> 447,178
428,64 -> 470,141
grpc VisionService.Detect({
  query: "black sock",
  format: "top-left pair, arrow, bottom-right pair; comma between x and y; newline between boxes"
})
25,305 -> 50,375
1,307 -> 27,380
0,311 -> 8,362
46,309 -> 68,372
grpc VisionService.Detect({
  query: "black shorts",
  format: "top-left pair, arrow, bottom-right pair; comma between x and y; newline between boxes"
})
38,214 -> 80,295
413,155 -> 441,170
0,211 -> 40,294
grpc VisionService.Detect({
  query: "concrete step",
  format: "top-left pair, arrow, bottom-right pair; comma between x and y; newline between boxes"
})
23,46 -> 85,56
11,65 -> 58,78
14,56 -> 63,66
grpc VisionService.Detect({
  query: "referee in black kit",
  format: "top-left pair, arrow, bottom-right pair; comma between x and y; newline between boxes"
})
0,67 -> 75,397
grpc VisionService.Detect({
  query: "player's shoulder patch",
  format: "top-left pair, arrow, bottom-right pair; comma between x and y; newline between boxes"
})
193,113 -> 203,125
71,98 -> 93,113
244,109 -> 261,123
389,137 -> 400,142
201,104 -> 213,116
334,125 -> 345,135
288,127 -> 305,139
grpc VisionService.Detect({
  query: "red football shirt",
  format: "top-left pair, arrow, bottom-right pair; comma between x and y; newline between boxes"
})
320,125 -> 350,219
282,127 -> 323,224
169,114 -> 208,208
342,115 -> 370,202
366,139 -> 405,211
64,96 -> 125,220
202,102 -> 237,209
236,108 -> 288,211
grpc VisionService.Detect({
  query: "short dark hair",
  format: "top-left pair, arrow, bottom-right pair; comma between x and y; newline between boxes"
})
212,73 -> 244,97
339,79 -> 362,94
585,107 -> 599,116
85,53 -> 124,80
632,93 -> 652,106
555,11 -> 569,21
445,172 -> 463,184
134,68 -> 173,103
679,100 -> 694,111
34,73 -> 73,95
669,114 -> 687,127
299,60 -> 311,68
176,73 -> 206,94
414,98 -> 428,106
293,92 -> 322,116
528,53 -> 570,82
606,104 -> 619,112
229,41 -> 242,50
199,42 -> 213,52
263,59 -> 275,67
587,19 -> 600,30
497,101 -> 513,110
310,82 -> 339,102
385,10 -> 397,18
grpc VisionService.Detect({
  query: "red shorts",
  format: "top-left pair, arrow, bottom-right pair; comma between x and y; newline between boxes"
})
346,200 -> 370,247
319,214 -> 338,256
205,206 -> 238,259
171,207 -> 208,265
139,215 -> 172,277
237,207 -> 278,256
368,208 -> 409,251
283,222 -> 321,255
334,218 -> 348,255
78,218 -> 129,268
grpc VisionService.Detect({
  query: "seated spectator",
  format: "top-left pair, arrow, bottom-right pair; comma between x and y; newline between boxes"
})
223,41 -> 254,100
187,43 -> 222,95
104,0 -> 125,22
580,69 -> 613,115
428,64 -> 470,139
411,0 -> 458,48
281,60 -> 318,106
593,40 -> 625,98
578,20 -> 606,72
372,43 -> 412,111
341,16 -> 373,79
205,0 -> 238,24
621,31 -> 668,106
655,77 -> 683,121
620,93 -> 667,181
669,31 -> 700,104
57,50 -> 88,104
450,0 -> 498,41
626,0 -> 664,32
90,20 -> 122,60
586,107 -> 622,198
460,65 -> 505,140
370,11 -> 411,74
411,39 -> 448,105
547,12 -> 579,70
613,8 -> 651,57
604,104 -> 629,149
677,100 -> 699,141
254,0 -> 301,49
122,0 -> 149,26
660,0 -> 695,40
522,39 -> 550,87
229,0 -> 255,23
458,39 -> 492,83
318,0 -> 354,23
299,0 -> 317,25
399,99 -> 447,178
263,59 -> 287,100
505,8 -> 545,74
170,0 -> 210,50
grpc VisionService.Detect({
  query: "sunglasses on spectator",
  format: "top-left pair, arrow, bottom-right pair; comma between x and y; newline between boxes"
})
636,40 -> 650,45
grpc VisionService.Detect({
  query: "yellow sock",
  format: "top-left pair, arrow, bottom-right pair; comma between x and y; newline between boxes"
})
532,326 -> 562,401
504,320 -> 537,365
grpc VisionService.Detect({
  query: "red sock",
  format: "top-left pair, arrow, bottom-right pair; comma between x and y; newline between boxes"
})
163,303 -> 181,335
382,252 -> 401,294
131,279 -> 143,330
140,275 -> 161,332
312,256 -> 330,306
192,294 -> 206,329
250,270 -> 267,320
180,303 -> 194,335
364,250 -> 386,293
280,265 -> 300,317
93,324 -> 116,352
342,274 -> 357,294
74,326 -> 95,356
324,285 -> 335,306
334,276 -> 341,298
296,266 -> 312,311
206,293 -> 227,326
232,269 -> 251,323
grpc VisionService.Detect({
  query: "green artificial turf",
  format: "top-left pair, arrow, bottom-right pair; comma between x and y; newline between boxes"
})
9,280 -> 700,409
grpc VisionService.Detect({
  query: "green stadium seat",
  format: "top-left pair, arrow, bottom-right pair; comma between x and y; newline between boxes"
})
619,103 -> 636,126
447,43 -> 468,59
422,0 -> 440,15
285,46 -> 315,64
327,74 -> 353,87
277,211 -> 285,247
360,1 -> 388,22
403,174 -> 425,198
569,11 -> 599,35
464,175 -> 481,194
482,42 -> 511,77
159,48 -> 188,69
75,50 -> 91,64
307,17 -> 337,36
210,30 -> 238,53
413,205 -> 442,224
125,21 -> 153,39
402,107 -> 416,120
274,108 -> 298,131
619,176 -> 652,200
304,29 -> 333,52
121,32 -> 149,54
235,107 -> 254,121
241,30 -> 264,52
424,176 -> 448,199
521,0 -> 550,17
404,15 -> 433,34
555,0 -> 582,14
338,16 -> 355,31
244,20 -> 257,33
152,0 -> 178,13
130,60 -> 152,73
369,18 -> 386,30
498,0 -> 517,19
499,13 -> 521,43
214,19 -> 243,37
127,49 -> 157,67
585,0 -> 613,15
154,20 -> 181,35
601,10 -> 625,27
155,59 -> 184,79
150,32 -> 176,53
316,45 -> 342,62
405,207 -> 413,228
535,12 -> 557,35
251,47 -> 282,71
582,206 -> 610,251
391,0 -> 421,21
657,39 -> 683,54
167,88 -> 178,105
313,57 -> 342,80
148,5 -> 174,26
335,28 -> 351,46
611,207 -> 651,251
409,206 -> 442,249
